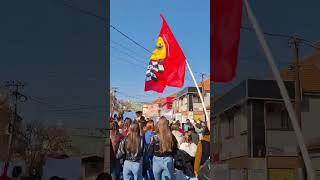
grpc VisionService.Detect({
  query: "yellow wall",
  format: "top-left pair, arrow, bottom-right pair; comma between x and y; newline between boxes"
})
269,169 -> 295,180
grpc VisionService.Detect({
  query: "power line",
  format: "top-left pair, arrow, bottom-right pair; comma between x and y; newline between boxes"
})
62,0 -> 107,22
110,45 -> 147,64
241,26 -> 292,39
25,94 -> 106,111
110,25 -> 153,54
110,39 -> 149,59
42,106 -> 106,112
110,54 -> 146,70
61,0 -> 152,54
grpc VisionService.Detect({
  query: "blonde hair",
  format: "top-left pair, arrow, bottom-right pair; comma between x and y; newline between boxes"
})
157,116 -> 173,153
126,122 -> 140,154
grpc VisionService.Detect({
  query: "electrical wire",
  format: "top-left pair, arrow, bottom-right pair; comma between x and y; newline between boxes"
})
110,39 -> 149,59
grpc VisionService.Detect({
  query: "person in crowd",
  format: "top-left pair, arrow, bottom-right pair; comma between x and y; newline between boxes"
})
148,116 -> 178,180
175,120 -> 184,135
116,122 -> 145,180
110,121 -> 124,180
175,132 -> 198,179
136,111 -> 143,121
195,122 -> 205,140
183,119 -> 194,132
123,118 -> 132,136
170,123 -> 184,147
144,121 -> 155,180
138,120 -> 147,137
188,126 -> 199,145
169,118 -> 177,127
144,121 -> 155,146
111,114 -> 117,122
115,116 -> 121,124
194,126 -> 210,178
174,143 -> 196,179
179,132 -> 197,157
140,116 -> 146,122
96,173 -> 112,180
118,120 -> 124,135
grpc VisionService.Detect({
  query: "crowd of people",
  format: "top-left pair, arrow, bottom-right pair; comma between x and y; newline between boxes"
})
110,112 -> 210,180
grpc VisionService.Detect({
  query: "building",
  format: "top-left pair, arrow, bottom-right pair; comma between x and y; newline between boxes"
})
173,87 -> 205,123
212,79 -> 301,180
159,93 -> 176,119
281,50 -> 320,179
142,98 -> 163,119
65,128 -> 106,157
172,78 -> 210,124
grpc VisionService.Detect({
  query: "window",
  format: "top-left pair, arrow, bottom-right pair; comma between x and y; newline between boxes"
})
226,115 -> 234,138
266,102 -> 292,130
193,94 -> 201,103
281,110 -> 291,129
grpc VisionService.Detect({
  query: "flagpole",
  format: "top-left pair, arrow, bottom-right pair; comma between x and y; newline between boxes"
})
186,60 -> 210,130
243,0 -> 315,179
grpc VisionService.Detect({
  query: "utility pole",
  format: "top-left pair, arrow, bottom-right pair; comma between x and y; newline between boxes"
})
200,73 -> 207,122
4,81 -> 25,172
111,87 -> 118,116
289,36 -> 302,127
200,73 -> 205,98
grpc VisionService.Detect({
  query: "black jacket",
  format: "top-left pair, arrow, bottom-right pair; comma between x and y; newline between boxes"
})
174,149 -> 195,177
147,134 -> 178,157
116,137 -> 145,162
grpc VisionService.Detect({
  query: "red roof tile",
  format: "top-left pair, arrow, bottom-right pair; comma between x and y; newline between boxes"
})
281,50 -> 320,93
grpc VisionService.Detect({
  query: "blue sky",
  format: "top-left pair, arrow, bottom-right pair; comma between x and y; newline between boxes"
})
1,0 -> 107,128
110,0 -> 210,102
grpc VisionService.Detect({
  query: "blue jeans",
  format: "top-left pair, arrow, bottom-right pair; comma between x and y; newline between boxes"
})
123,159 -> 143,180
152,156 -> 174,180
144,155 -> 154,180
175,169 -> 197,180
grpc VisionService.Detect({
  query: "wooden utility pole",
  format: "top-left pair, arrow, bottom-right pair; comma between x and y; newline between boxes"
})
201,73 -> 205,98
200,73 -> 207,122
290,36 -> 302,127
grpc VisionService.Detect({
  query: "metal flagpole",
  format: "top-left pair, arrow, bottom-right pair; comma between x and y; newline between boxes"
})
243,0 -> 315,179
186,60 -> 210,129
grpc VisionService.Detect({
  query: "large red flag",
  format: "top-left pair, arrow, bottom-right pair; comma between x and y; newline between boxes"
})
144,15 -> 186,93
211,0 -> 243,82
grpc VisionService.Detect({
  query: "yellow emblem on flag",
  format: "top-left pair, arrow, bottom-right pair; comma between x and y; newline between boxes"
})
150,37 -> 166,61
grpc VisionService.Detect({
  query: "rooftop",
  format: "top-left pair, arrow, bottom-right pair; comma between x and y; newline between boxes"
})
198,77 -> 210,91
281,50 -> 320,93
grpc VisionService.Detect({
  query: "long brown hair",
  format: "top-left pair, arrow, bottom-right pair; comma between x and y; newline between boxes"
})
126,122 -> 140,153
156,116 -> 173,153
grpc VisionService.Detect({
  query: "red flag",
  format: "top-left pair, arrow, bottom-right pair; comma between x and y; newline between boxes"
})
144,15 -> 186,93
211,0 -> 243,82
